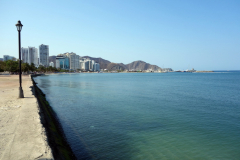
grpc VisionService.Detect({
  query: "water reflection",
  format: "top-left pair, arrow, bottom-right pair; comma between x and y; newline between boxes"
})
34,73 -> 240,160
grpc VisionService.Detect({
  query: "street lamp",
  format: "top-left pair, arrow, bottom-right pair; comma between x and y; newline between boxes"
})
16,20 -> 24,98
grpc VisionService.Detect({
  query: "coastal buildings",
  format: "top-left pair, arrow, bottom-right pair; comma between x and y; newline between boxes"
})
21,48 -> 28,63
3,55 -> 16,61
64,52 -> 80,70
80,59 -> 89,70
95,63 -> 100,71
2,42 -> 101,72
21,47 -> 38,66
28,47 -> 38,66
49,62 -> 54,67
56,55 -> 70,69
162,68 -> 173,72
79,58 -> 100,72
21,44 -> 49,67
39,44 -> 49,67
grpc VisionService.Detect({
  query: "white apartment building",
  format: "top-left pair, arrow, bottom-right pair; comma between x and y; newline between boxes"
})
21,47 -> 28,63
28,47 -> 38,66
64,52 -> 80,70
80,59 -> 85,70
80,59 -> 89,70
39,44 -> 49,67
79,58 -> 100,72
49,61 -> 54,67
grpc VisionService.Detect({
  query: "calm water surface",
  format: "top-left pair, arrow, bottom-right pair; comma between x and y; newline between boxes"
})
34,72 -> 240,160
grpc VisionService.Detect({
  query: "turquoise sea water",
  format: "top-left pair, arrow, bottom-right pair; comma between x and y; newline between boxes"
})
34,72 -> 240,160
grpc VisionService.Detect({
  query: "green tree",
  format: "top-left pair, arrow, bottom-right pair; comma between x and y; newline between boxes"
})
38,65 -> 46,72
29,63 -> 36,72
47,66 -> 56,72
0,61 -> 6,72
21,62 -> 30,73
5,60 -> 18,73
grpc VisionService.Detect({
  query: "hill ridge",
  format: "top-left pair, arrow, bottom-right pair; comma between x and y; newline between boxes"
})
82,56 -> 161,71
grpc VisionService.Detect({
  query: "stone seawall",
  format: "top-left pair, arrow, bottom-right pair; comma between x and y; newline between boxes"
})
31,75 -> 76,160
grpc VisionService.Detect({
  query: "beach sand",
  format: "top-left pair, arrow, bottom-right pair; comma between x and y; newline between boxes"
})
0,75 -> 53,160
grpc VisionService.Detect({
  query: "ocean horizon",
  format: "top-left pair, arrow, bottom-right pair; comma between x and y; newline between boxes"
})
34,72 -> 240,160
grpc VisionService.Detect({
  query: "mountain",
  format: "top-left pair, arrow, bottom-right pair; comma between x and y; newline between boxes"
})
81,56 -> 161,71
49,56 -> 56,67
106,63 -> 127,71
126,60 -> 161,71
82,56 -> 111,69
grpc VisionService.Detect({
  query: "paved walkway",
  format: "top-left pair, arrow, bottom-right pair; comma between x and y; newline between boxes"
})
0,75 -> 53,160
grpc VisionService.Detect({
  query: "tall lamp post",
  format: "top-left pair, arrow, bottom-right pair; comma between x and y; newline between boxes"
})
16,20 -> 24,98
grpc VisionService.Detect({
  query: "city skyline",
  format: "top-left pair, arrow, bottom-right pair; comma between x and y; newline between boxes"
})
0,0 -> 239,70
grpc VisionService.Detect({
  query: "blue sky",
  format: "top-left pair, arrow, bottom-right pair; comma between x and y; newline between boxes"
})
0,0 -> 239,70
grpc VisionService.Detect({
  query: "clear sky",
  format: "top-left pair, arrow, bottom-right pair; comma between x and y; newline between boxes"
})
0,0 -> 239,70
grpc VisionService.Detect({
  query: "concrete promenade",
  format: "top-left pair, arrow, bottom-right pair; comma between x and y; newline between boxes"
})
0,75 -> 53,160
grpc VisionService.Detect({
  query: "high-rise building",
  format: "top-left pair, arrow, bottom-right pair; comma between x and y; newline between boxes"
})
28,47 -> 38,66
21,47 -> 28,63
79,58 -> 90,71
64,52 -> 80,70
39,44 -> 49,67
89,60 -> 94,71
94,63 -> 100,72
79,58 -> 100,71
56,55 -> 69,69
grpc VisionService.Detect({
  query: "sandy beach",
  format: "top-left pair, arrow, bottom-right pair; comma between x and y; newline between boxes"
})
0,75 -> 53,160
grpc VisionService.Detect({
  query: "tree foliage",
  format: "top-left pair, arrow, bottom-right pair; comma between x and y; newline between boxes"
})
21,62 -> 30,73
0,61 -> 6,72
0,60 -> 59,73
4,60 -> 19,73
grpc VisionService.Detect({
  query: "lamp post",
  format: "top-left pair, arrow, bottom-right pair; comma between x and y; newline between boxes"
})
16,20 -> 24,98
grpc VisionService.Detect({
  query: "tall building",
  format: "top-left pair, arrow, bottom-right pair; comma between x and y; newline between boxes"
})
79,58 -> 100,71
94,63 -> 100,72
39,44 -> 49,67
80,58 -> 90,70
64,52 -> 80,70
80,59 -> 87,70
21,47 -> 28,63
28,47 -> 38,66
89,60 -> 94,71
56,55 -> 69,69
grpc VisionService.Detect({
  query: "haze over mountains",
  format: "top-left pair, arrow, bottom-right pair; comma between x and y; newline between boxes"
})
82,56 -> 162,71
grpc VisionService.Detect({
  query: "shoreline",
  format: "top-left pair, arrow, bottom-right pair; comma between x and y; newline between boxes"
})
31,74 -> 77,159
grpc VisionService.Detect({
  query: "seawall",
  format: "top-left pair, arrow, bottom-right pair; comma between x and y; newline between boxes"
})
31,74 -> 77,160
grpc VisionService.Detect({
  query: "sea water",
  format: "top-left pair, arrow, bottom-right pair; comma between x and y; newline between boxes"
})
34,72 -> 240,160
